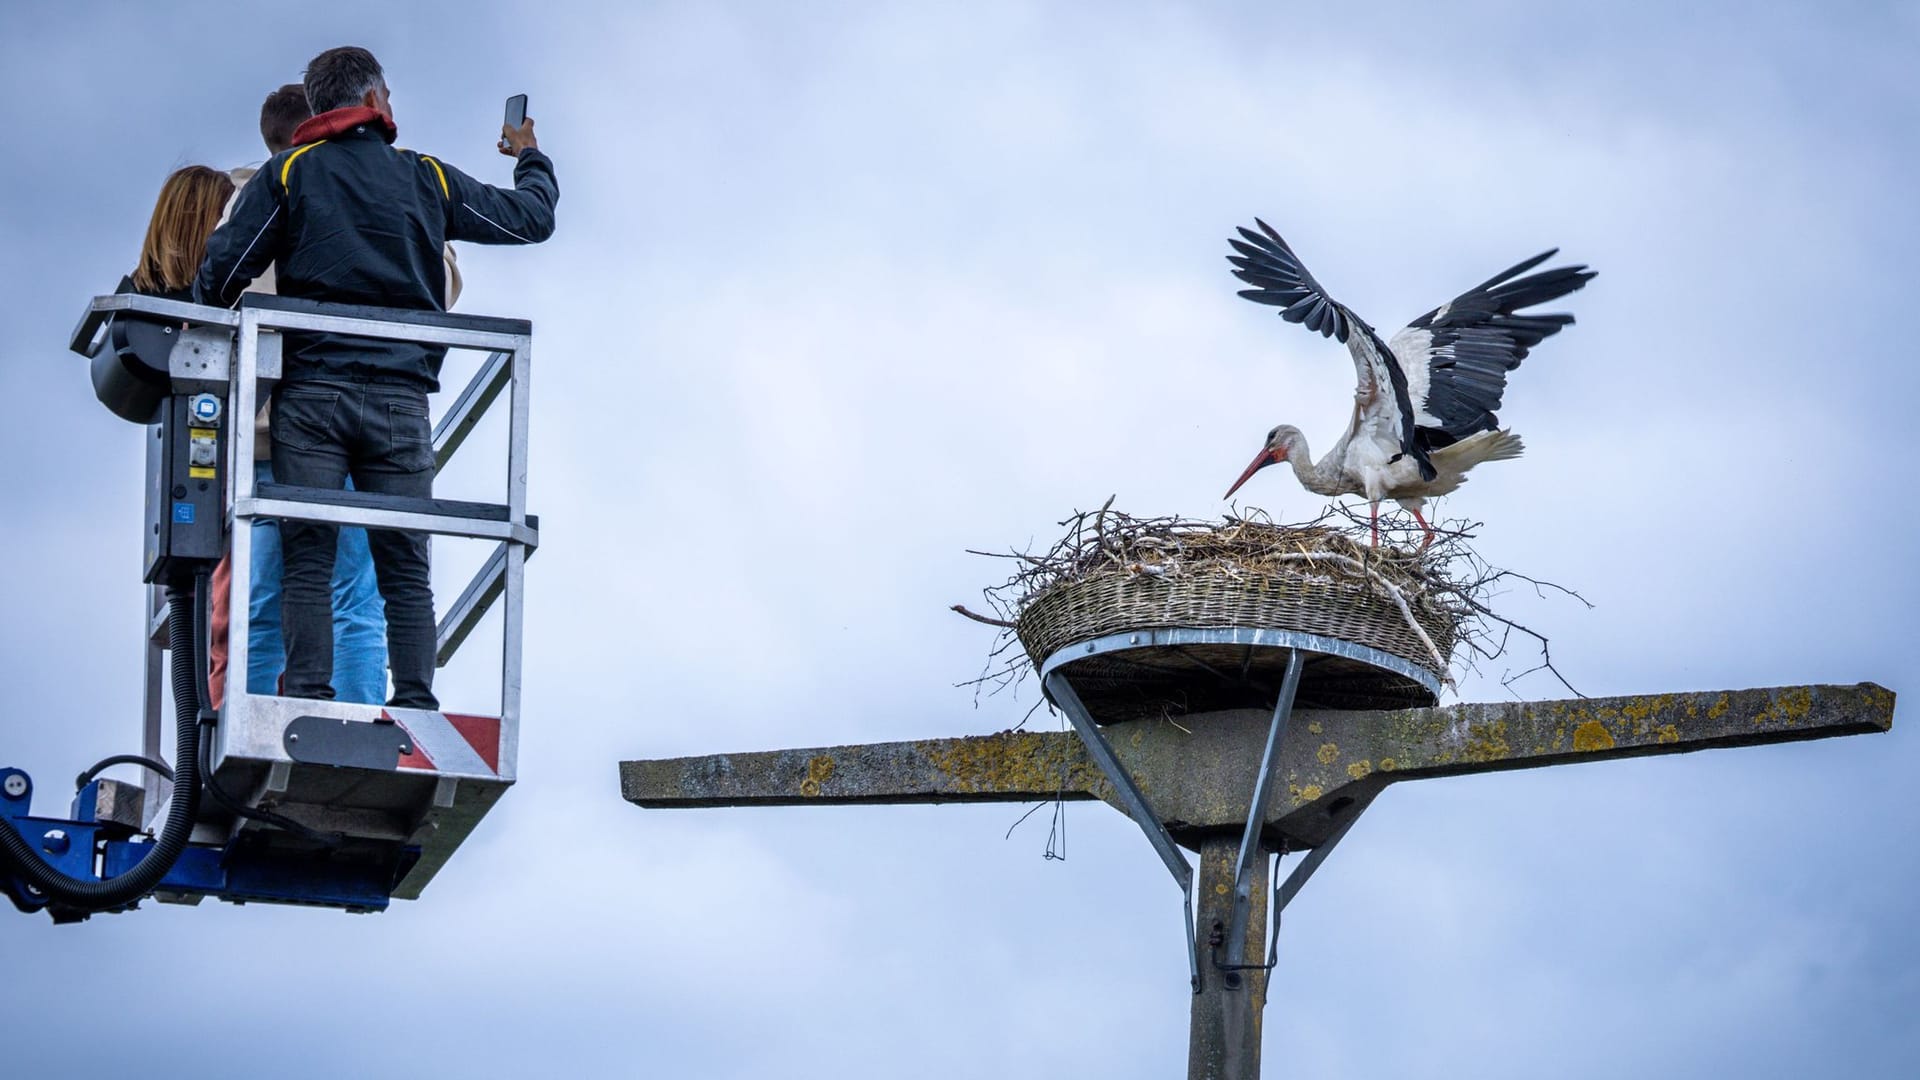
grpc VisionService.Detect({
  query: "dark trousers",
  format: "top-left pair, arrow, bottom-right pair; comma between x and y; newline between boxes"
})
270,380 -> 439,710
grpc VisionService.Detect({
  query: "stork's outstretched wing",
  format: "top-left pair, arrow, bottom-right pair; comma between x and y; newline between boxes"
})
1389,252 -> 1596,451
1227,219 -> 1428,476
1227,219 -> 1357,342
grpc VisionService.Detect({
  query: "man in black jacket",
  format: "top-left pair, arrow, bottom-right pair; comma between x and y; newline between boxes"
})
195,45 -> 558,710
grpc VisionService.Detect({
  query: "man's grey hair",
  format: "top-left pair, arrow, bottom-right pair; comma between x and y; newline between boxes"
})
303,46 -> 386,114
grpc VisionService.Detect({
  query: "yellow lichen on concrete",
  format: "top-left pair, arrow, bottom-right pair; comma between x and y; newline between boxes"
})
920,735 -> 1096,796
1308,721 -> 1324,735
1347,760 -> 1373,780
1707,694 -> 1731,720
1299,784 -> 1323,801
1379,757 -> 1398,772
1760,686 -> 1814,727
1317,742 -> 1340,765
1862,685 -> 1897,730
1572,721 -> 1615,752
1619,694 -> 1675,736
1462,720 -> 1511,762
798,754 -> 837,797
1657,724 -> 1680,744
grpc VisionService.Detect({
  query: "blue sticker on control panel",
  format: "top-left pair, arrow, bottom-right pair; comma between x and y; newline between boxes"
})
172,502 -> 196,524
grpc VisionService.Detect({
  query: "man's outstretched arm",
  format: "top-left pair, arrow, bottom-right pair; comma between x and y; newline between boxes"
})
443,119 -> 557,247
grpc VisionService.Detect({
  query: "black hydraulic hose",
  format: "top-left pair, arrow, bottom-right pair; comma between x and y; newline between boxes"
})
74,754 -> 174,792
195,716 -> 340,847
0,580 -> 205,910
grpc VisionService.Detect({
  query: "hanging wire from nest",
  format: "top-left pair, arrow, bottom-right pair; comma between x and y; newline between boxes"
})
952,497 -> 1589,708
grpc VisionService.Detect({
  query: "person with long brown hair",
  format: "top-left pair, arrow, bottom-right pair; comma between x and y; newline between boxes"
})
128,165 -> 234,299
120,165 -> 247,702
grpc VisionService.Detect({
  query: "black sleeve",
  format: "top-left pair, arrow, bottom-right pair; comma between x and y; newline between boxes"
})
441,149 -> 559,246
193,167 -> 286,307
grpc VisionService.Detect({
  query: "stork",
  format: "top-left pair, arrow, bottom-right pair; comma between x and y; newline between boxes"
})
1221,219 -> 1594,550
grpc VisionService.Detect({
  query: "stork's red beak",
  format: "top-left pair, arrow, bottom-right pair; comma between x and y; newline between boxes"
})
1224,447 -> 1280,499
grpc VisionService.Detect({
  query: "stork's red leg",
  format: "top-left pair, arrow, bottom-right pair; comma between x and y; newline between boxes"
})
1412,508 -> 1435,553
1370,502 -> 1380,548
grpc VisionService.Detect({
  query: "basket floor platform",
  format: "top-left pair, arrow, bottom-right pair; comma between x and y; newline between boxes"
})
118,693 -> 515,912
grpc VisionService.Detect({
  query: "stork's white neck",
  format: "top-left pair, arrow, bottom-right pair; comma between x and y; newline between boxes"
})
1282,431 -> 1354,498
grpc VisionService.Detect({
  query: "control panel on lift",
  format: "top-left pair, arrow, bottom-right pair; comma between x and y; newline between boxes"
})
147,392 -> 227,581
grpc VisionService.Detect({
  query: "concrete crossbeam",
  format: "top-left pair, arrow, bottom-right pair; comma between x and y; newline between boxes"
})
620,683 -> 1893,848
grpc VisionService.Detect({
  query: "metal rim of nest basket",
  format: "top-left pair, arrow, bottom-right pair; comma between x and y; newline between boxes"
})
1035,625 -> 1444,697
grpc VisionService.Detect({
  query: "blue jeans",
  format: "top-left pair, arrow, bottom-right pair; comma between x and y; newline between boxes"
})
248,458 -> 388,704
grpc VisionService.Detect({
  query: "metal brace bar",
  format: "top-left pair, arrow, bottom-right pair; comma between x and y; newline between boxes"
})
437,542 -> 508,665
140,585 -> 169,829
69,293 -> 239,356
433,350 -> 510,472
234,496 -> 536,546
1224,648 -> 1304,968
1275,801 -> 1364,915
1044,670 -> 1200,992
147,585 -> 169,643
245,308 -> 523,352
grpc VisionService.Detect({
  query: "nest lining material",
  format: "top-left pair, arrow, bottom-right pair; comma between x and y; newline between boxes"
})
990,509 -> 1463,685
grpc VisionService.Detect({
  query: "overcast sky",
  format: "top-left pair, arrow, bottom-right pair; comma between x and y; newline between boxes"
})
2,2 -> 1916,1077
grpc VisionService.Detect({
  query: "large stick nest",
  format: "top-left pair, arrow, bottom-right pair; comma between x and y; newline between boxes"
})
956,501 -> 1584,713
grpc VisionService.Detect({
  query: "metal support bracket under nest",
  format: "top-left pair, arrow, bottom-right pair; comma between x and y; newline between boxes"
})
1039,627 -> 1420,993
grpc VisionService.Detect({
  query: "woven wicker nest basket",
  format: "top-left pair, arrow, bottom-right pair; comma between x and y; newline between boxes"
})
1014,529 -> 1460,718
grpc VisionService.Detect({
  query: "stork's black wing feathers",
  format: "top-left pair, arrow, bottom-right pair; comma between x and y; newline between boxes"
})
1226,219 -> 1356,343
1394,253 -> 1595,447
1226,219 -> 1434,477
1458,249 -> 1558,297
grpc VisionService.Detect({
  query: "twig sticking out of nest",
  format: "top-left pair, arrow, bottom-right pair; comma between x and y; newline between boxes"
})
953,499 -> 1589,706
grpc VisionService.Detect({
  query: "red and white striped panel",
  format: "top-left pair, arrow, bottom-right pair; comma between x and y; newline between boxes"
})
386,708 -> 503,777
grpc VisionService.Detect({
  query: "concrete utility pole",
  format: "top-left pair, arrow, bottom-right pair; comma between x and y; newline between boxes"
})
622,683 -> 1893,1079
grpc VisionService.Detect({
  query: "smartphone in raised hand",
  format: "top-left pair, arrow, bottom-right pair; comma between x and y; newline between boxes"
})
500,94 -> 531,155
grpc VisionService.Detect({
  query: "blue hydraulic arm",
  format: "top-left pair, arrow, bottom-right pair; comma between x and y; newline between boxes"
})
3,767 -> 413,921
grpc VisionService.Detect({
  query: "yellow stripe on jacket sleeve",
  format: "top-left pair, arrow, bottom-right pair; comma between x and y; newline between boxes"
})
279,140 -> 325,187
420,155 -> 450,199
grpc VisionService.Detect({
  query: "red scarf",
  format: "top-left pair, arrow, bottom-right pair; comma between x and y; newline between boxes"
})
290,106 -> 397,147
